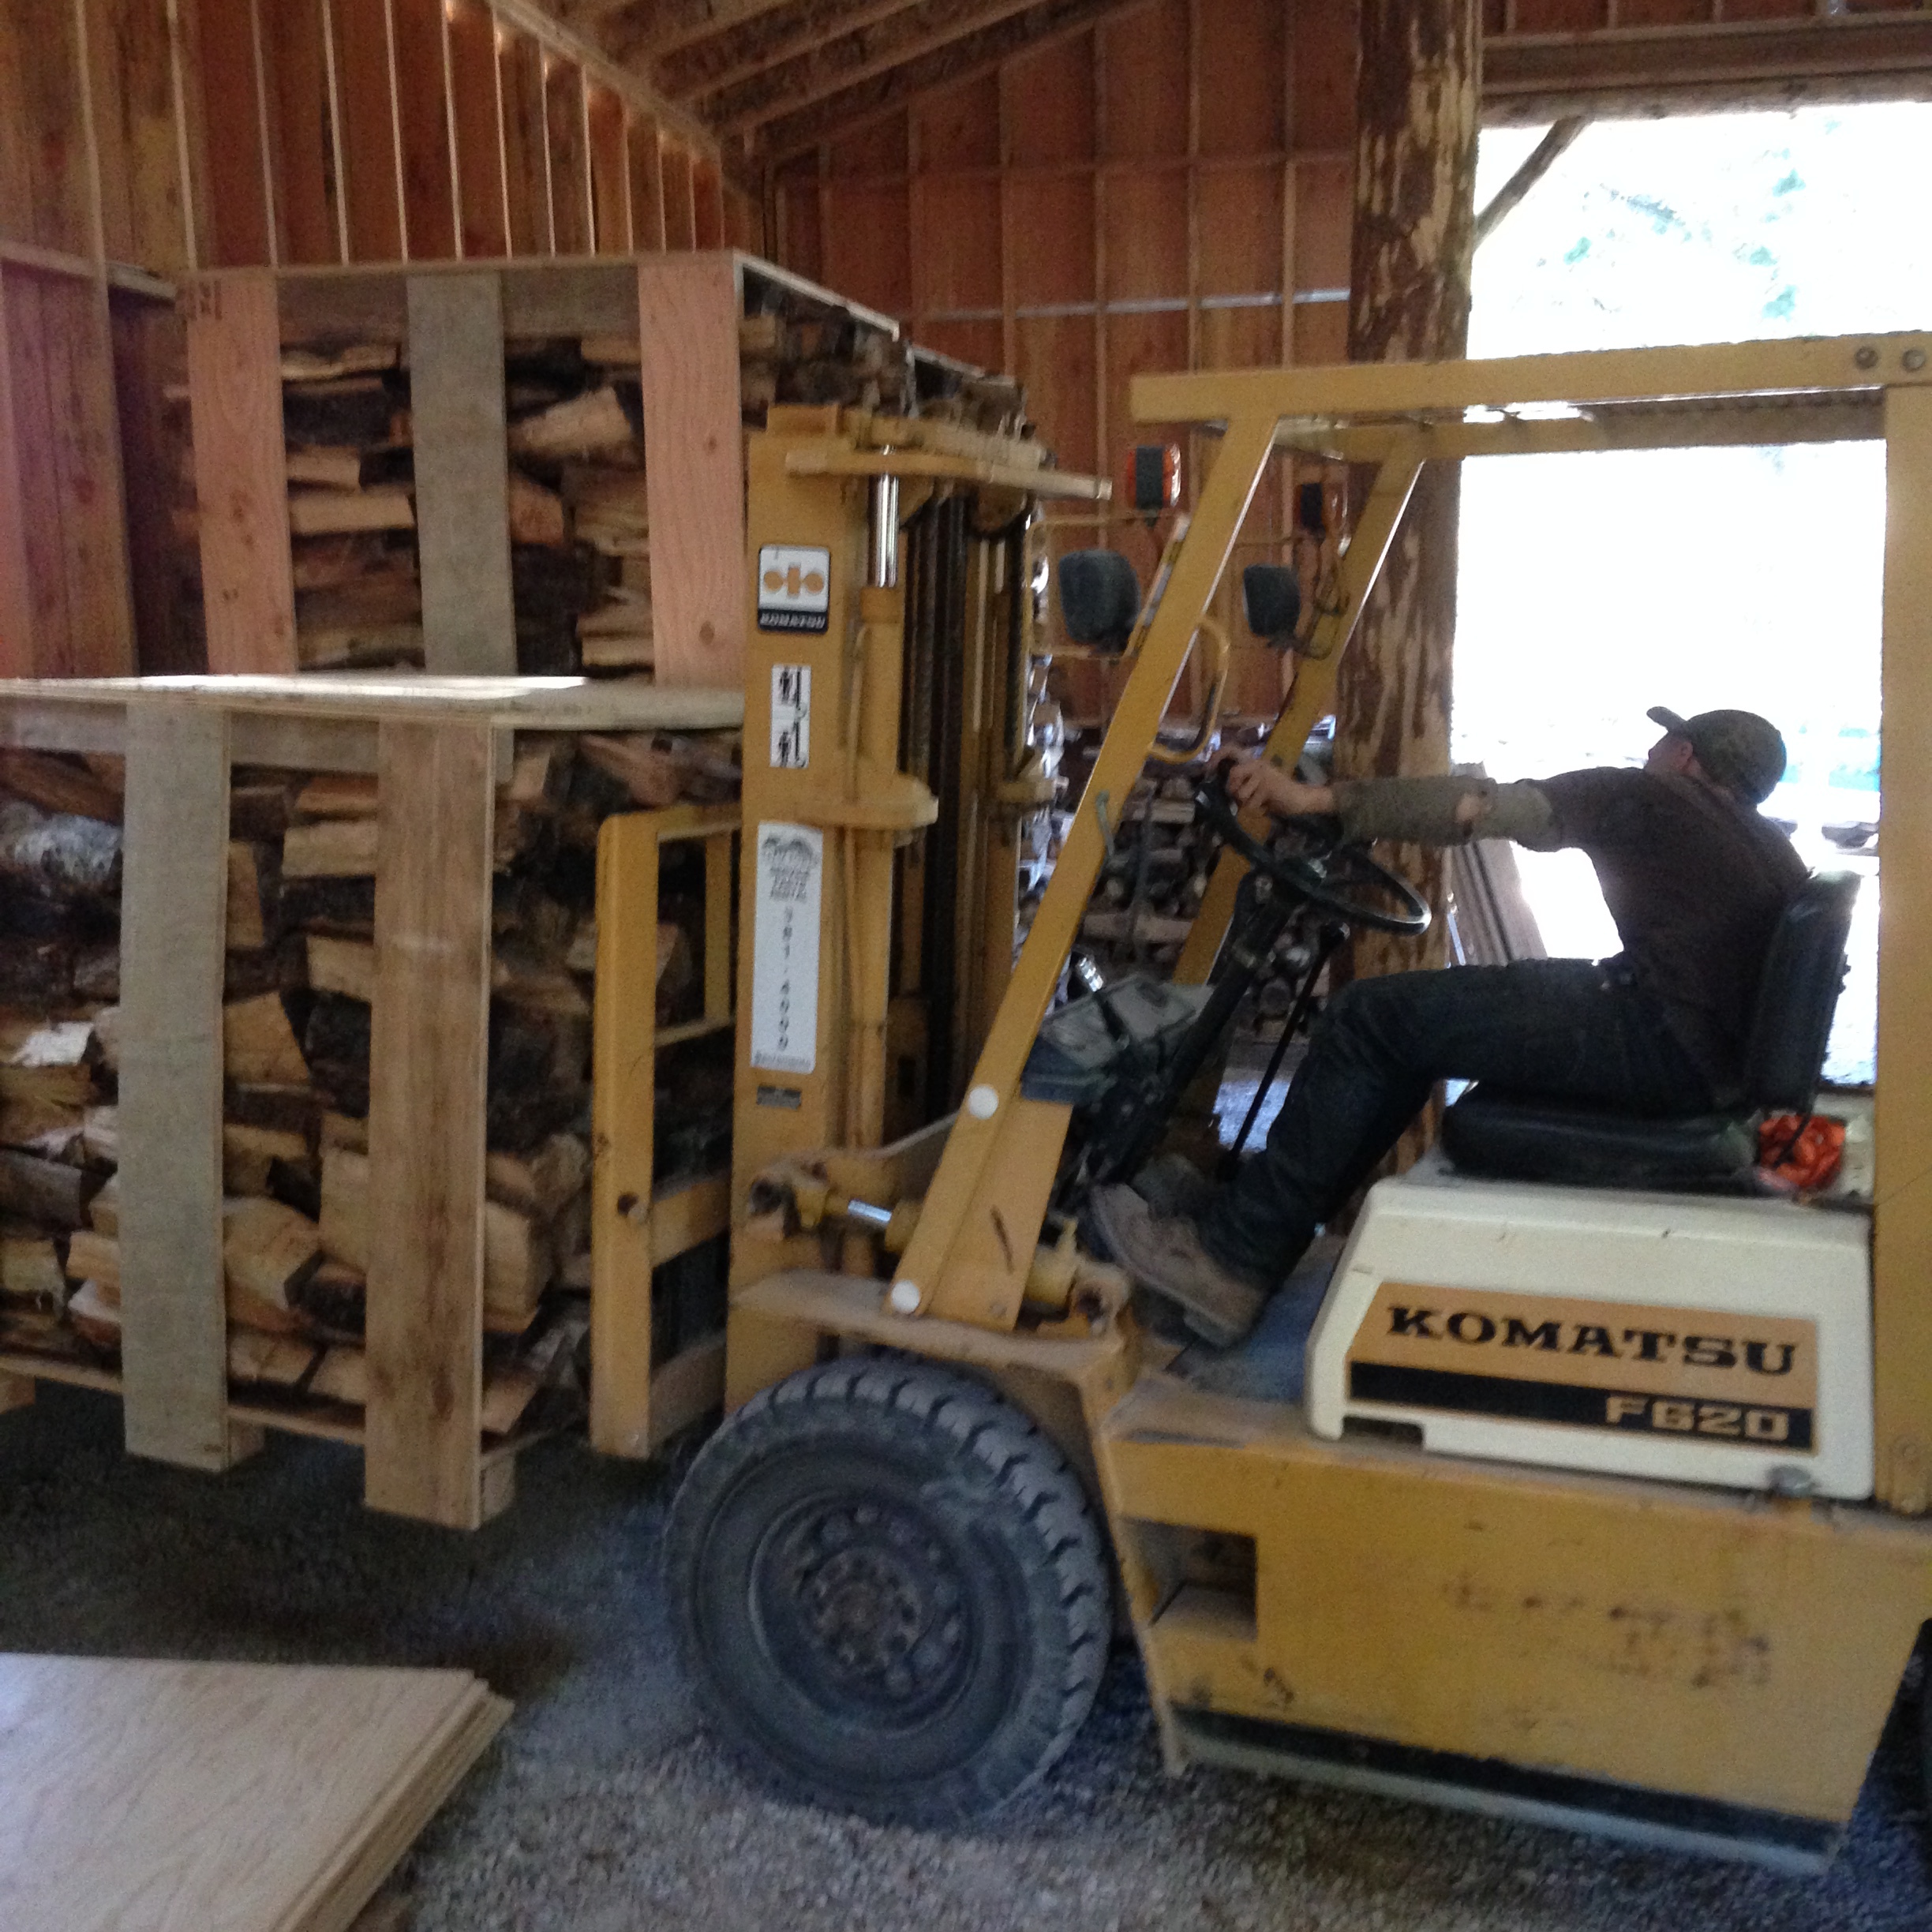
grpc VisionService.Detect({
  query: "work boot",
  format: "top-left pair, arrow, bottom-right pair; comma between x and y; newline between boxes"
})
1131,1151 -> 1215,1221
1084,1184 -> 1266,1349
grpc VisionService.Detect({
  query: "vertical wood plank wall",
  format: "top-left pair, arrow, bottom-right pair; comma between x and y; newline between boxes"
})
769,0 -> 1357,717
0,0 -> 747,681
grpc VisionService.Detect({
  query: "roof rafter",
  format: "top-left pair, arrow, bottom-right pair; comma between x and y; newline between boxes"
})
605,0 -> 801,62
659,0 -> 927,99
755,0 -> 1148,155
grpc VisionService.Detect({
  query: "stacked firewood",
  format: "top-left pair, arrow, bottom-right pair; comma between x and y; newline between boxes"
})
278,343 -> 424,672
507,340 -> 650,676
0,733 -> 739,1440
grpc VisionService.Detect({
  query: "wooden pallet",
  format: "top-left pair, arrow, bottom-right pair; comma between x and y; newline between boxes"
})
0,675 -> 742,1529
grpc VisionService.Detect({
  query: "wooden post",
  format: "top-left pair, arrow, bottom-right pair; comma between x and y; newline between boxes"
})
1333,0 -> 1481,1144
364,719 -> 494,1528
118,699 -> 238,1472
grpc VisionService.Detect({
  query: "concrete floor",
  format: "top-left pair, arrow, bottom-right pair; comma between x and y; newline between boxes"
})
3,1382 -> 1928,1932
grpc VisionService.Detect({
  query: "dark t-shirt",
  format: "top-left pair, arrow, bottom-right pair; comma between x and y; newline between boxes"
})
1533,767 -> 1808,1084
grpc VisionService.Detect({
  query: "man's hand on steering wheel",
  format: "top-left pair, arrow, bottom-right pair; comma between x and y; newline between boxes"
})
1221,751 -> 1334,822
1196,758 -> 1432,938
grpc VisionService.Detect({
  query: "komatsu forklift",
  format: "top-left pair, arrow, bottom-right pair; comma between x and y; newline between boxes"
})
665,334 -> 1932,1868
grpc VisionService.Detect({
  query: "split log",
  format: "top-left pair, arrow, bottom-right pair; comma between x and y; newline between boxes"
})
485,1133 -> 588,1221
296,571 -> 422,631
88,1174 -> 118,1235
295,773 -> 380,820
307,935 -> 374,1004
224,994 -> 310,1086
222,1197 -> 323,1333
579,332 -> 641,366
320,1148 -> 551,1329
280,343 -> 398,381
80,1106 -> 116,1167
66,1280 -> 118,1349
0,941 -> 74,1005
578,735 -> 686,809
73,945 -> 119,1002
0,1227 -> 66,1304
227,1329 -> 318,1387
0,751 -> 122,824
508,474 -> 567,547
279,876 -> 376,936
290,537 -> 402,592
283,818 -> 380,879
223,939 -> 307,1002
224,1121 -> 311,1196
0,801 -> 122,895
290,1257 -> 364,1335
65,1228 -> 119,1293
230,781 -> 297,842
578,634 -> 653,672
286,488 -> 416,537
284,447 -> 370,489
283,376 -> 399,447
0,1095 -> 86,1162
507,386 -> 635,458
227,841 -> 282,950
225,1084 -> 319,1137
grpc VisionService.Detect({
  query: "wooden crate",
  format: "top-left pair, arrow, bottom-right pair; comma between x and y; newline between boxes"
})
180,252 -> 912,689
0,673 -> 742,1530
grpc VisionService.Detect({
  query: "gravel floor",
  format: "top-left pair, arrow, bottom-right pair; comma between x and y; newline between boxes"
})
3,1381 -> 1928,1932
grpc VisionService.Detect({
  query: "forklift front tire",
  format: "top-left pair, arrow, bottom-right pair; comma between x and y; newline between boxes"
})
667,1359 -> 1110,1825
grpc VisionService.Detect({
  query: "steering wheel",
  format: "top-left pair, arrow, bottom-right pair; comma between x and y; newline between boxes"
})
1194,770 -> 1432,937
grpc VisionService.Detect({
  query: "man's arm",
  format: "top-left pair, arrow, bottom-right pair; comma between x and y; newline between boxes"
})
1225,758 -> 1560,848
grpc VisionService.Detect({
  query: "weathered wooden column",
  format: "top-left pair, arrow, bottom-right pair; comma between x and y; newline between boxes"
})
1334,0 -> 1481,1152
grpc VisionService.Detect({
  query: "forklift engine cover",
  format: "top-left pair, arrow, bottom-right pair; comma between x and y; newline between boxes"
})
1305,1155 -> 1875,1499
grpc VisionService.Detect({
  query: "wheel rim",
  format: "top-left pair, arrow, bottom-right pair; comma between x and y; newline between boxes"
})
749,1488 -> 977,1728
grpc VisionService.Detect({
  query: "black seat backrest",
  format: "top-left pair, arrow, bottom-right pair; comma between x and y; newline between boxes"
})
1741,871 -> 1859,1113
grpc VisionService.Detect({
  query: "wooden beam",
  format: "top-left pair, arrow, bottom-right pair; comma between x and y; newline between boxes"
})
609,0 -> 801,63
1473,114 -> 1585,251
709,0 -> 1050,132
657,0 -> 923,100
756,0 -> 1146,157
364,719 -> 493,1528
118,700 -> 234,1473
637,256 -> 744,680
183,271 -> 297,672
447,0 -> 511,256
1485,16 -> 1932,125
1331,0 -> 1479,1166
407,273 -> 516,672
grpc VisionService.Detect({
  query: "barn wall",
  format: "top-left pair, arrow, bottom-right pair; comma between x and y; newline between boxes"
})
768,0 -> 1356,717
0,0 -> 751,680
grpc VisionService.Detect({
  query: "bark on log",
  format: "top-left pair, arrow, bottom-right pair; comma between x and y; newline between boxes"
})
0,802 -> 122,896
1335,0 -> 1481,1170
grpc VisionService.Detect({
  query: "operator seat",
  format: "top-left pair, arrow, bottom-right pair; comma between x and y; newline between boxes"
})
1440,872 -> 1859,1191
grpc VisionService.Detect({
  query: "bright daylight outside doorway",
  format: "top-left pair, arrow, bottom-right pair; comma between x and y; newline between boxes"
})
1455,102 -> 1932,1085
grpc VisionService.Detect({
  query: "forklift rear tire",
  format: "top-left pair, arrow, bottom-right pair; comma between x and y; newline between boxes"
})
666,1358 -> 1110,1825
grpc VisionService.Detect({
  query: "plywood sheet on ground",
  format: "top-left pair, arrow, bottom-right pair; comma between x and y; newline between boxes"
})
0,1654 -> 507,1932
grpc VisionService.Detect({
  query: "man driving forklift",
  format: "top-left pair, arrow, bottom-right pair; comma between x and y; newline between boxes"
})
1088,705 -> 1805,1346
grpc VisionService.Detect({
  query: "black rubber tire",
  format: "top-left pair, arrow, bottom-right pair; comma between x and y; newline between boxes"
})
665,1358 -> 1110,1825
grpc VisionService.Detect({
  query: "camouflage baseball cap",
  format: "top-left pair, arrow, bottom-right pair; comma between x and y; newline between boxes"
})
1647,706 -> 1788,806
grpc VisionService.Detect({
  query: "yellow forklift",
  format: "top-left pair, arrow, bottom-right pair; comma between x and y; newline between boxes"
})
665,334 -> 1932,1867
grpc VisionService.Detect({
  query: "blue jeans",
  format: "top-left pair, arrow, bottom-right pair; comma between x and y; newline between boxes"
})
1199,959 -> 1716,1287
